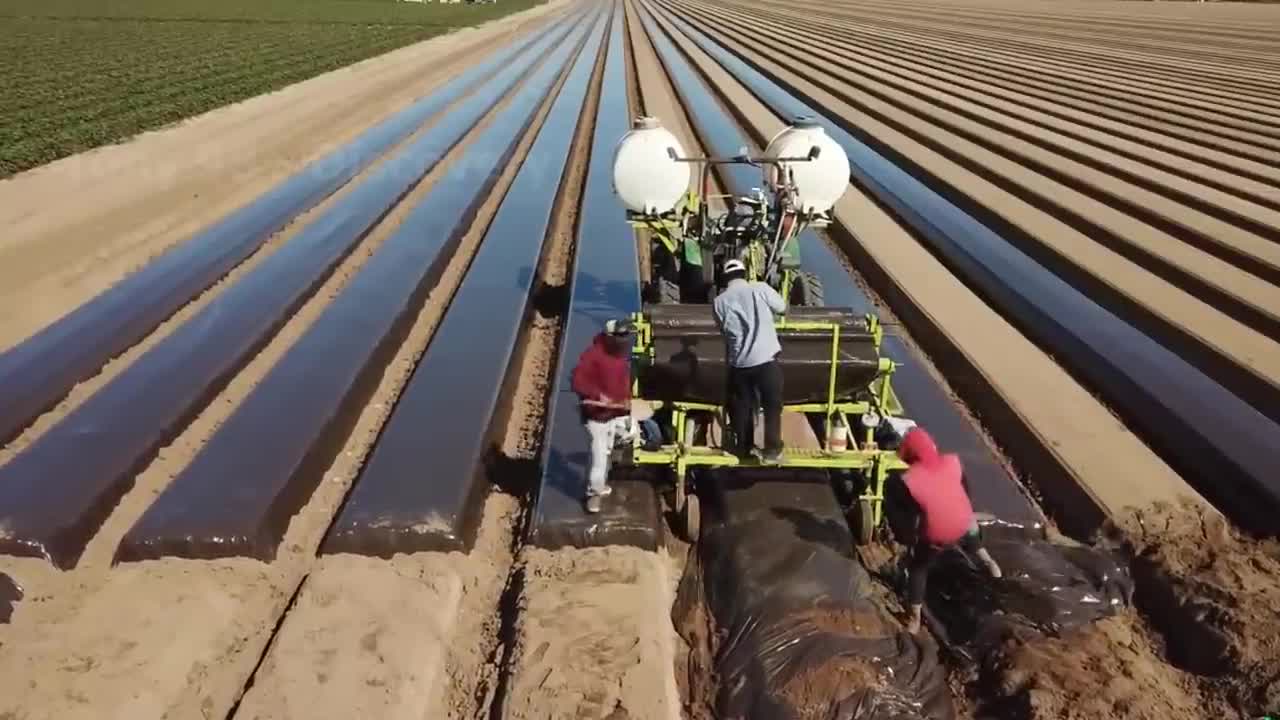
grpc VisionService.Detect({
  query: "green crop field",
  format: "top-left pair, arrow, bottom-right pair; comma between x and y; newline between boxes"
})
0,0 -> 546,178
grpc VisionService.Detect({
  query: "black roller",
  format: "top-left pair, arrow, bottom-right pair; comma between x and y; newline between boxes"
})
636,304 -> 881,405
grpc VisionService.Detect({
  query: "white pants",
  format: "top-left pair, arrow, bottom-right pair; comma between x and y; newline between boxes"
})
585,416 -> 637,497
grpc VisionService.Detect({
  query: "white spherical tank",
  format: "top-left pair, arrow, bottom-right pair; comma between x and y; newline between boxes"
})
612,116 -> 690,215
763,118 -> 850,214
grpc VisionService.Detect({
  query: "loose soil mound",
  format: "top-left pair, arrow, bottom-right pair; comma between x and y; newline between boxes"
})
500,546 -> 682,720
778,654 -> 886,718
1118,500 -> 1280,716
979,614 -> 1230,720
778,610 -> 931,720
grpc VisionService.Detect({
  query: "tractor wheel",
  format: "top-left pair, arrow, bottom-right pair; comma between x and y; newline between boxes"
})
680,266 -> 711,305
852,498 -> 875,546
791,271 -> 825,307
681,492 -> 701,542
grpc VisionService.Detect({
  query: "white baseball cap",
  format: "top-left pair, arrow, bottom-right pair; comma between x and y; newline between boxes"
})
723,259 -> 746,274
604,319 -> 635,336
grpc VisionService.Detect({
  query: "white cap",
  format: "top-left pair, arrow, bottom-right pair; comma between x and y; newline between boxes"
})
723,259 -> 746,274
604,318 -> 635,336
885,416 -> 918,438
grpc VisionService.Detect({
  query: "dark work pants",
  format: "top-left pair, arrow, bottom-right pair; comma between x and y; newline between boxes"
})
726,360 -> 783,457
907,529 -> 983,606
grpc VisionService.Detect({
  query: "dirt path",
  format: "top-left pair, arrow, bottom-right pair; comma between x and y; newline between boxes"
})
0,0 -> 571,353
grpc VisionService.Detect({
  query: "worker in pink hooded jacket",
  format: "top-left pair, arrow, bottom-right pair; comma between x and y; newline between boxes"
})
897,427 -> 1002,634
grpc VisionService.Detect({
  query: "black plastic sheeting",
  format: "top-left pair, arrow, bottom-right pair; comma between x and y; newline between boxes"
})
637,4 -> 1039,527
321,10 -> 610,558
641,305 -> 881,404
115,14 -> 594,564
0,19 -> 578,569
527,5 -> 663,551
0,574 -> 21,624
656,7 -> 1280,537
0,17 -> 563,449
915,519 -> 1133,664
696,473 -> 953,720
691,480 -> 1132,719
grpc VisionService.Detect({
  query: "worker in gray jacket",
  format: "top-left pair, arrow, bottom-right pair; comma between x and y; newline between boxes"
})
712,258 -> 787,463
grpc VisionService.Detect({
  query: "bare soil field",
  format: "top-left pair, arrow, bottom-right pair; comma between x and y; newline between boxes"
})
2,0 -> 1280,717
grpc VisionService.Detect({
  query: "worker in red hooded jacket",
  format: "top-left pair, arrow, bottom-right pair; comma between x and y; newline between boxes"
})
897,427 -> 1003,634
571,319 -> 639,513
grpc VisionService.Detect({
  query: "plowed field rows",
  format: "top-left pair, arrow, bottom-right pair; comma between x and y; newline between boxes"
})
1,0 -> 1278,718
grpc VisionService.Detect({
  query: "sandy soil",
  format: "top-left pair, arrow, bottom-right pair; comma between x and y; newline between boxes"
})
643,0 -> 1209,533
437,491 -> 523,720
0,559 -> 290,720
231,555 -> 464,720
779,656 -> 887,718
953,500 -> 1280,720
499,546 -> 683,720
0,0 -> 571,352
979,615 -> 1231,720
1118,500 -> 1280,716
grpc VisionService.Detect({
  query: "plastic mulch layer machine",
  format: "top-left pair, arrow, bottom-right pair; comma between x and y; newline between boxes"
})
618,303 -> 912,542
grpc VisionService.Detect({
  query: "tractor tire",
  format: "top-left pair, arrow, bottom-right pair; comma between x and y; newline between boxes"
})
791,271 -> 825,307
851,498 -> 875,546
680,262 -> 710,305
681,492 -> 701,542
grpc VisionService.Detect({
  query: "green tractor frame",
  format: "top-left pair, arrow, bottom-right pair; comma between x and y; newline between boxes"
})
627,146 -> 828,308
620,307 -> 913,544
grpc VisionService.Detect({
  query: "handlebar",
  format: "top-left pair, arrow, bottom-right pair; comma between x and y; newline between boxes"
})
665,145 -> 821,165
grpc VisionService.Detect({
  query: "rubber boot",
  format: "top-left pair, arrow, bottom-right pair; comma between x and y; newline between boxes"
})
976,547 -> 1003,578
